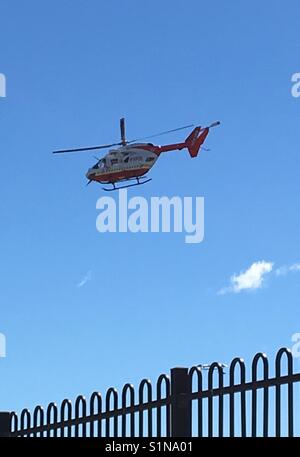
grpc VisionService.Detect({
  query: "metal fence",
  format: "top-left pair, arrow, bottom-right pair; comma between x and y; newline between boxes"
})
0,346 -> 299,437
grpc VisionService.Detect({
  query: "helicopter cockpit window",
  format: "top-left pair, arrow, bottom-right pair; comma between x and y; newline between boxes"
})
92,159 -> 106,170
92,161 -> 100,169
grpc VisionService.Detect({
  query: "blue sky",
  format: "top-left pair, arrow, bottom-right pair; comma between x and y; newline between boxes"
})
0,0 -> 300,416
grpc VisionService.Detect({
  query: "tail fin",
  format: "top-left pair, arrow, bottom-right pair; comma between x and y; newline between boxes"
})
185,121 -> 220,158
185,127 -> 209,158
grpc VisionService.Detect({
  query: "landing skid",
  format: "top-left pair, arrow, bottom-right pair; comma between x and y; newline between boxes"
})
102,177 -> 152,192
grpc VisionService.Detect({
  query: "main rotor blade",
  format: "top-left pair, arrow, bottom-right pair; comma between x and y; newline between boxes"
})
120,118 -> 126,145
53,142 -> 122,154
128,124 -> 194,143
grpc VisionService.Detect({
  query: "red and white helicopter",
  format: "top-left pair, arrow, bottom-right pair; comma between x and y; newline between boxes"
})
53,118 -> 220,191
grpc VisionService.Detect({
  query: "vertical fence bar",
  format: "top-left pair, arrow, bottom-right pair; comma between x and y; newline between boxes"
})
208,363 -> 224,437
46,403 -> 57,438
33,406 -> 44,438
105,388 -> 118,437
0,412 -> 11,437
75,396 -> 87,437
229,358 -> 246,437
156,374 -> 170,438
170,368 -> 191,437
90,392 -> 102,438
189,367 -> 203,438
60,400 -> 72,438
275,348 -> 294,437
9,412 -> 18,436
20,409 -> 31,437
139,380 -> 152,438
122,384 -> 135,438
251,353 -> 269,437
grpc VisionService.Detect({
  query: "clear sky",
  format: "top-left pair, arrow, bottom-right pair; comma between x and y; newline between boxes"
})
0,0 -> 300,417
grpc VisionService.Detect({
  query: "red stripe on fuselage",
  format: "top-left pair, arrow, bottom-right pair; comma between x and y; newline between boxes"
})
90,167 -> 149,184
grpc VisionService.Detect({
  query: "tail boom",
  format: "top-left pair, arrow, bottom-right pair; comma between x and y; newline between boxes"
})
152,122 -> 219,157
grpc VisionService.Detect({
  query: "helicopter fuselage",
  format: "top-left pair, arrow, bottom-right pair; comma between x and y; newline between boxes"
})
86,143 -> 161,184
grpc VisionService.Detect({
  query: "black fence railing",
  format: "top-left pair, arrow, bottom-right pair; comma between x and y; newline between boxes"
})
0,347 -> 299,437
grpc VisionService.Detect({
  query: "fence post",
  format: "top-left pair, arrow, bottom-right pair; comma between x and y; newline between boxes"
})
0,412 -> 11,437
170,367 -> 191,437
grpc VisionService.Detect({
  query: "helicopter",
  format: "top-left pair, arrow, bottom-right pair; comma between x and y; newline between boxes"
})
53,118 -> 220,191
